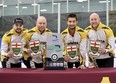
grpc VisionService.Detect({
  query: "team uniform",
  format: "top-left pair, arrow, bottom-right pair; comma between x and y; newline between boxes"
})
23,26 -> 52,68
61,26 -> 87,68
85,22 -> 115,68
1,28 -> 28,68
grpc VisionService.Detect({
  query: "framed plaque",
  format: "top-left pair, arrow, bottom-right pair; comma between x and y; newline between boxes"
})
29,41 -> 41,55
89,40 -> 101,57
11,42 -> 22,57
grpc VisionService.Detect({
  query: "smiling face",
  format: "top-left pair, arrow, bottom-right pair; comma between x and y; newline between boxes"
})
13,23 -> 23,34
36,16 -> 47,32
89,13 -> 100,30
67,17 -> 77,30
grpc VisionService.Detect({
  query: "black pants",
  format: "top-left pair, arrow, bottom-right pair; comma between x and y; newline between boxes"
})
22,57 -> 43,68
23,59 -> 31,68
1,61 -> 21,68
67,62 -> 80,68
34,62 -> 43,68
96,57 -> 114,68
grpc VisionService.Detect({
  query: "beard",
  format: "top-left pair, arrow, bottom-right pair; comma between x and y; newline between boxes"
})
92,24 -> 99,29
39,27 -> 45,32
69,26 -> 76,30
15,29 -> 22,34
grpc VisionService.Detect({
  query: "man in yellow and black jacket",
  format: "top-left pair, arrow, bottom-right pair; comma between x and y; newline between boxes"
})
1,18 -> 28,68
23,16 -> 52,68
61,13 -> 87,69
85,13 -> 115,68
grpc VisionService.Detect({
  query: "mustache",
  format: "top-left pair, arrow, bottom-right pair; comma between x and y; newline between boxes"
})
70,28 -> 75,30
16,28 -> 22,30
69,26 -> 76,30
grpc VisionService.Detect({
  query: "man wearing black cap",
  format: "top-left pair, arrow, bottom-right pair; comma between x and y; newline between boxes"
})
1,18 -> 28,68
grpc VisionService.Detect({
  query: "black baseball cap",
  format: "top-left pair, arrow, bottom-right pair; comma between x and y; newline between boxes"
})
13,18 -> 23,25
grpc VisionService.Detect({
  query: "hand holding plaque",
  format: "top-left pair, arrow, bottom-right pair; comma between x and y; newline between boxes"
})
7,51 -> 14,58
99,47 -> 106,54
63,55 -> 70,62
31,50 -> 42,56
26,49 -> 32,54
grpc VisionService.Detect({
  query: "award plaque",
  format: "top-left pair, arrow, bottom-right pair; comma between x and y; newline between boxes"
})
66,43 -> 79,62
44,33 -> 65,70
89,40 -> 101,57
11,42 -> 22,57
29,41 -> 41,55
67,45 -> 77,59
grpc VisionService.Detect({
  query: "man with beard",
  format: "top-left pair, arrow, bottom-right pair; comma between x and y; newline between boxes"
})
23,16 -> 52,68
85,13 -> 115,68
1,18 -> 28,68
61,13 -> 87,69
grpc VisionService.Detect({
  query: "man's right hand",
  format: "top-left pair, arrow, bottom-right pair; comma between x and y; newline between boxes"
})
88,62 -> 96,68
26,49 -> 32,54
63,55 -> 70,62
7,51 -> 14,58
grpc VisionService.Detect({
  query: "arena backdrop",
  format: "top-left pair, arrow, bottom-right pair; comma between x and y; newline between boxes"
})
0,11 -> 116,36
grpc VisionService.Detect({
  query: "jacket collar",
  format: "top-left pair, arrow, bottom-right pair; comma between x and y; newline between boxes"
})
89,22 -> 106,30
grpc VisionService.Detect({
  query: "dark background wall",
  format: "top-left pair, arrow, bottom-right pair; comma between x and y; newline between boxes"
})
1,11 -> 115,36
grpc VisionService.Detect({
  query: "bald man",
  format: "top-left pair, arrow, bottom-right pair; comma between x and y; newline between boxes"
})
85,13 -> 115,68
23,16 -> 52,68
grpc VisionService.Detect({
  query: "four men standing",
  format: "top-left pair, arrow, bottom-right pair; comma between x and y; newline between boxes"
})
0,13 -> 115,68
